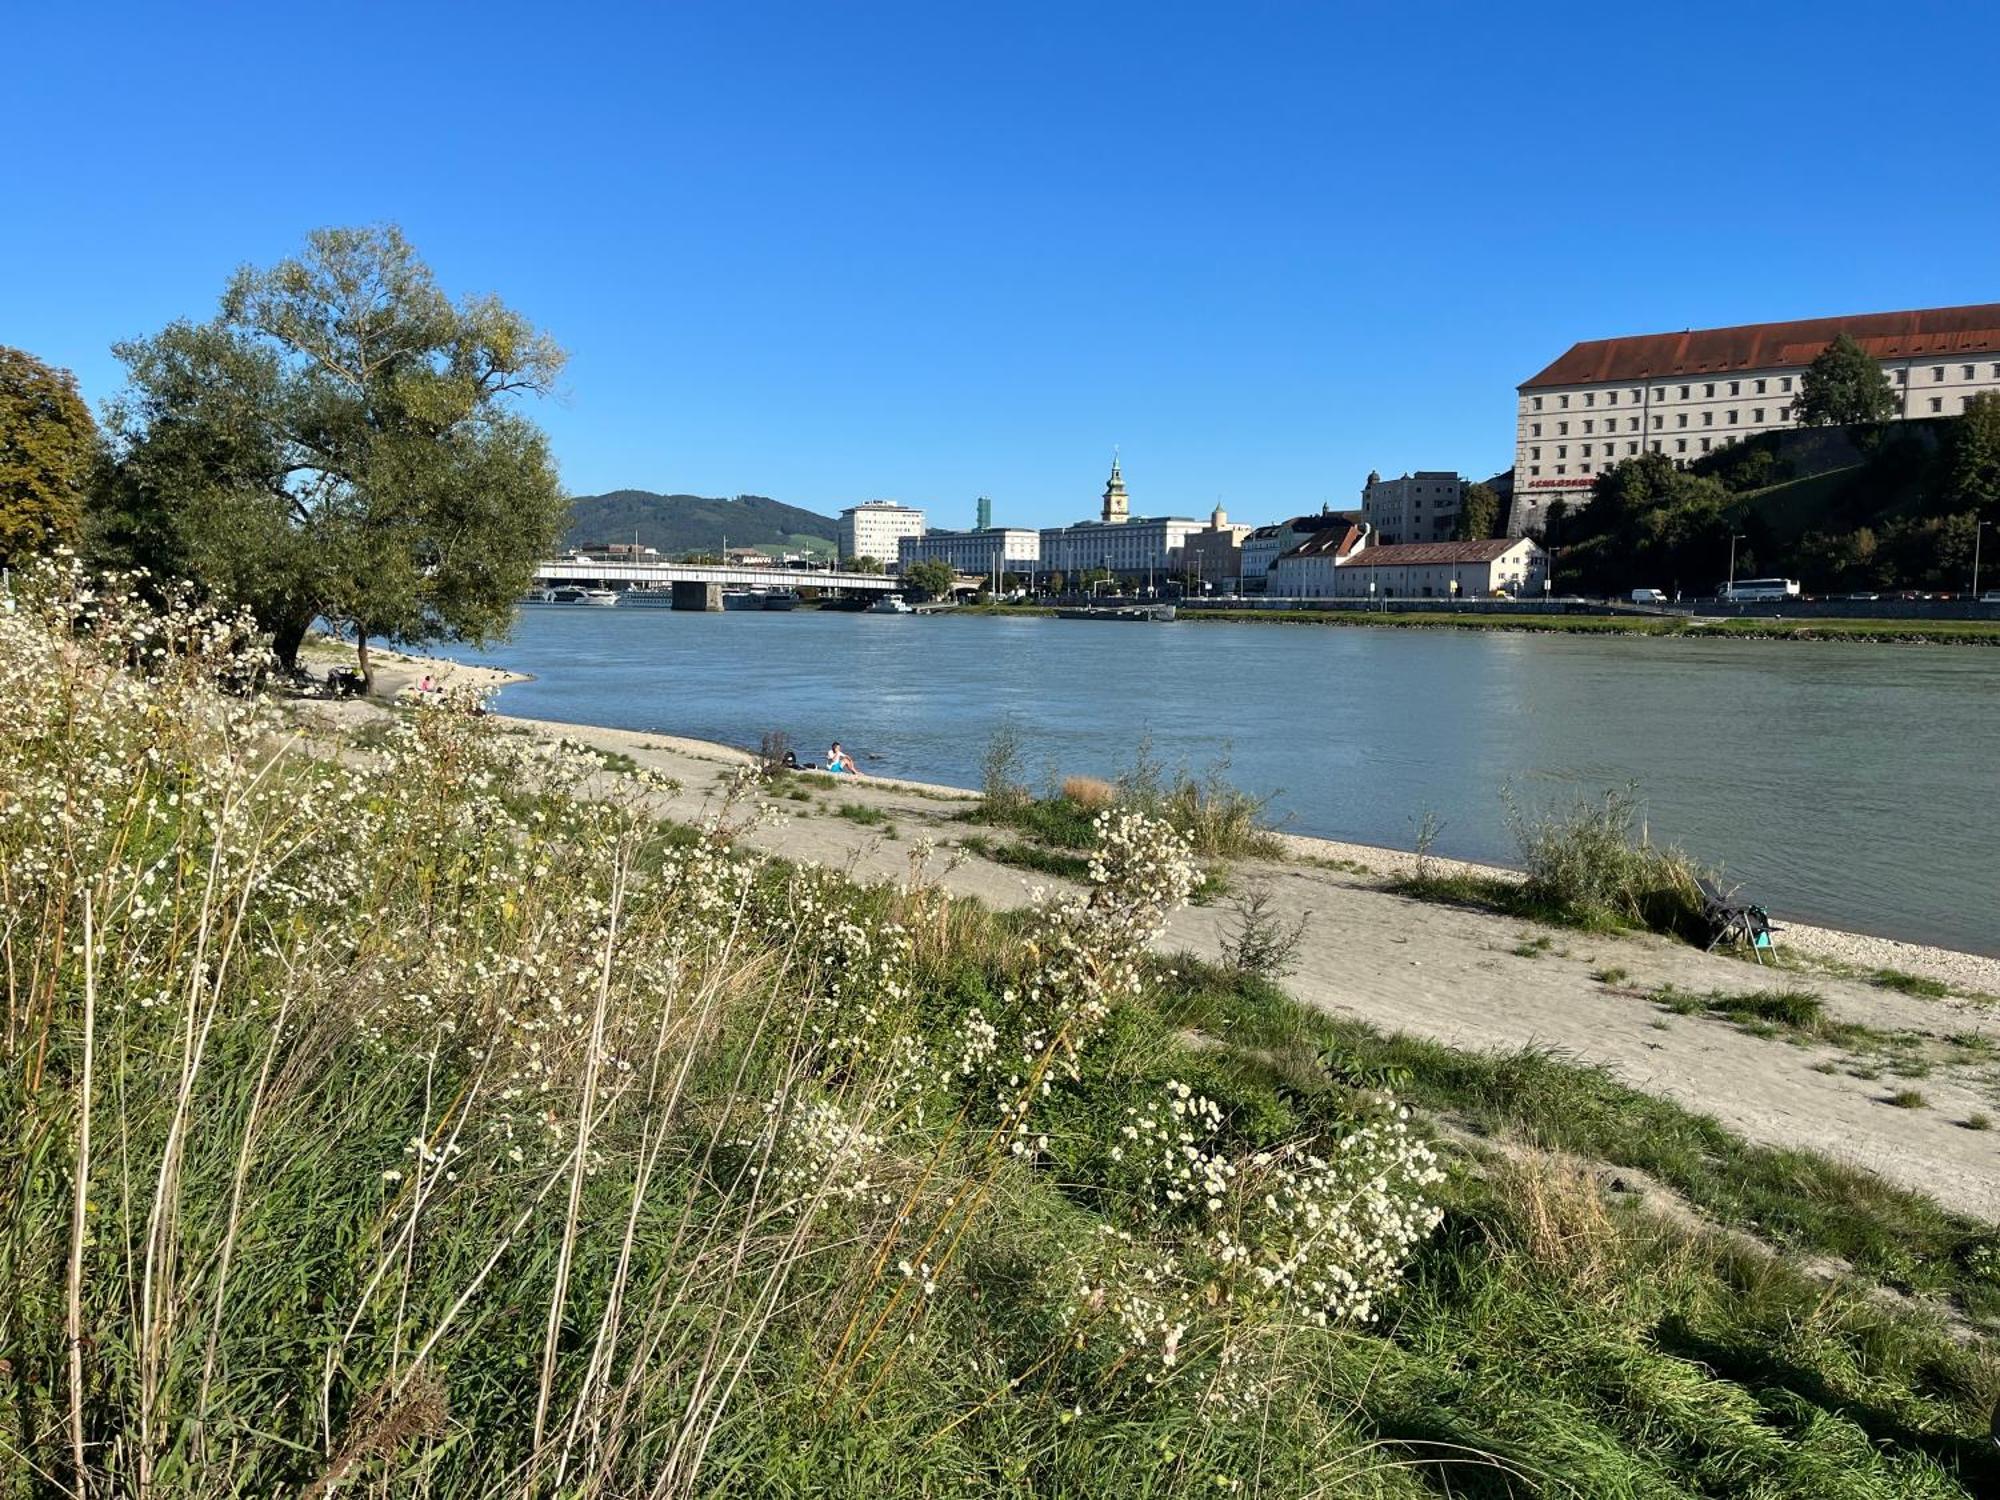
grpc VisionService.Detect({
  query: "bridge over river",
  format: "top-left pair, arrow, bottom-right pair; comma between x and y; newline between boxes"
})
533,558 -> 901,610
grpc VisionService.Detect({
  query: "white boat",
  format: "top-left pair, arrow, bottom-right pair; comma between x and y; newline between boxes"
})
576,587 -> 619,607
867,595 -> 914,614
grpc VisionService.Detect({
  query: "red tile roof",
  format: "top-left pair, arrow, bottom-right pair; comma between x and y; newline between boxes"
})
1521,303 -> 2000,389
1340,539 -> 1528,568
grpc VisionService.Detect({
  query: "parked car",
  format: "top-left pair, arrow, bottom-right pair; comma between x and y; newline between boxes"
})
1979,591 -> 2000,604
1630,588 -> 1668,604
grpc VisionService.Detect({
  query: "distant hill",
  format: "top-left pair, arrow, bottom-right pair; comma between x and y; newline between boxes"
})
563,491 -> 839,557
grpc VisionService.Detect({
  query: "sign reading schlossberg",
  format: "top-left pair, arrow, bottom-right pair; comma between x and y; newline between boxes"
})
1523,477 -> 1590,490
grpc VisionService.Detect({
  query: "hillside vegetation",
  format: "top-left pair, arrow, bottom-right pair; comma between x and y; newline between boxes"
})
565,489 -> 838,557
1550,406 -> 1998,596
5,563 -> 1998,1497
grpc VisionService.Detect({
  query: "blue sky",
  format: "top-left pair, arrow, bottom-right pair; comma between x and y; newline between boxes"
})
6,2 -> 1996,529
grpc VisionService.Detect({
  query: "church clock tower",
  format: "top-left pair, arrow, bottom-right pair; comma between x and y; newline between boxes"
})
1100,453 -> 1130,525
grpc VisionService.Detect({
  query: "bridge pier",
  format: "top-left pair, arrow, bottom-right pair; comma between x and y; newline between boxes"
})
672,580 -> 723,612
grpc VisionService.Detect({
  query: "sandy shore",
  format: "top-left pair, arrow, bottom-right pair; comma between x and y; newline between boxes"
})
289,660 -> 2000,1219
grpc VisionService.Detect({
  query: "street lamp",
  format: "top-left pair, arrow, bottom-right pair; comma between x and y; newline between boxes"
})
1974,520 -> 1991,599
1727,532 -> 1745,595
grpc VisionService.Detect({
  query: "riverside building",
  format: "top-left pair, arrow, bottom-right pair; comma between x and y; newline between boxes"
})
1513,302 -> 2000,537
897,526 -> 1040,577
1179,505 -> 1255,592
1038,458 -> 1202,584
1239,510 -> 1361,592
1361,470 -> 1464,545
1328,538 -> 1546,600
837,500 -> 926,565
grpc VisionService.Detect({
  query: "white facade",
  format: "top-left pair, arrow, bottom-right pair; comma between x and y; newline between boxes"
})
898,527 -> 1040,575
1240,513 -> 1359,591
1513,305 -> 2000,537
1038,516 -> 1202,582
1361,471 -> 1464,545
1329,539 -> 1546,599
1265,523 -> 1367,598
838,501 -> 926,565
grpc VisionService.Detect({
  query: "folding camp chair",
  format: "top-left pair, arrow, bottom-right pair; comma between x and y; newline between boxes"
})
1698,878 -> 1782,963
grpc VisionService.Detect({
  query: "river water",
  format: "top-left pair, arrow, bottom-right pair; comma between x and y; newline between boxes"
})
459,607 -> 2000,955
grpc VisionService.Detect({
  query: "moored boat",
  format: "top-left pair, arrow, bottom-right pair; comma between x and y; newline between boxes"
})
867,595 -> 914,614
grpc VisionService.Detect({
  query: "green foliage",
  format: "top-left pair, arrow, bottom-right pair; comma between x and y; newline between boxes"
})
93,225 -> 567,672
9,572 -> 1999,1496
902,558 -> 956,599
842,552 -> 886,574
1509,784 -> 1708,936
1559,451 -> 1735,595
1949,392 -> 2000,515
1453,481 -> 1501,540
1797,333 -> 1900,427
0,344 -> 97,564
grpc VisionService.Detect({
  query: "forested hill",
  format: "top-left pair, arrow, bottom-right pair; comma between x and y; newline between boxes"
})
563,490 -> 839,556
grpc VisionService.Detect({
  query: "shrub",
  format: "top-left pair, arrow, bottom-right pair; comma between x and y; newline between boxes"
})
758,727 -> 794,775
1508,784 -> 1707,936
979,718 -> 1031,813
1219,880 -> 1309,979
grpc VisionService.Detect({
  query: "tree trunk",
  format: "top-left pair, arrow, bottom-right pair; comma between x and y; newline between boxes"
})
356,632 -> 374,696
269,613 -> 312,672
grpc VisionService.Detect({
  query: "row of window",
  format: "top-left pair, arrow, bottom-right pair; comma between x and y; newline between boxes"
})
1529,362 -> 2000,411
1531,404 -> 1791,438
1528,434 -> 1752,476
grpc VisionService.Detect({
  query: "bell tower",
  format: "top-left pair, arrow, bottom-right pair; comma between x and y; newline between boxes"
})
1100,452 -> 1129,525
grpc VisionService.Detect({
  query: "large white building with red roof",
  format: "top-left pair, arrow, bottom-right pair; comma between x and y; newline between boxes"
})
1510,303 -> 2000,537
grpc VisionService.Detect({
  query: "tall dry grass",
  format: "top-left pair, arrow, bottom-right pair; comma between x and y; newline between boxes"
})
0,563 -> 1444,1496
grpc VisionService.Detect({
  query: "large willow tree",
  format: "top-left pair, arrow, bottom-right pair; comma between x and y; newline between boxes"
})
95,225 -> 568,682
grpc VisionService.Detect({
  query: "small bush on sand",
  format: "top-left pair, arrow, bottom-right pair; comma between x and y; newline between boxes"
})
1508,784 -> 1707,937
980,718 -> 1031,813
758,727 -> 794,775
1219,880 -> 1310,979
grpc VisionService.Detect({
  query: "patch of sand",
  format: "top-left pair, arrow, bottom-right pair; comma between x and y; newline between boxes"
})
290,699 -> 2000,1221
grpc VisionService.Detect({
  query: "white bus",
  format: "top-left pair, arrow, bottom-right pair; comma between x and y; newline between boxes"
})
1719,577 -> 1801,602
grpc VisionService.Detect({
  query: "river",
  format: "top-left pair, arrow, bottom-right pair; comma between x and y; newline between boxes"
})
458,607 -> 2000,955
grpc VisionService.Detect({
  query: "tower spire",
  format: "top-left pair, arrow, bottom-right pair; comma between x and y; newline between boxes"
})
1101,449 -> 1129,525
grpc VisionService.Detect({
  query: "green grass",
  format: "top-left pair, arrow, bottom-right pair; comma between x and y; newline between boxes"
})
1158,959 -> 2000,1325
956,833 -> 1091,880
1175,604 -> 2000,646
1872,968 -> 1955,999
835,800 -> 892,827
15,570 -> 2000,1499
1887,1089 -> 1930,1110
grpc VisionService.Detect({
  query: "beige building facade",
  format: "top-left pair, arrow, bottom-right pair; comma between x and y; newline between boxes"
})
1512,303 -> 2000,537
1361,470 -> 1464,545
838,501 -> 927,565
1180,505 -> 1254,591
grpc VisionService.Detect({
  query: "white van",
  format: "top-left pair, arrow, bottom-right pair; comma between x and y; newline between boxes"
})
1630,588 -> 1668,605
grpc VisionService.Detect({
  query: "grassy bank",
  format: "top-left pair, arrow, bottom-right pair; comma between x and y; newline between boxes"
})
4,564 -> 1996,1497
1179,606 -> 2000,645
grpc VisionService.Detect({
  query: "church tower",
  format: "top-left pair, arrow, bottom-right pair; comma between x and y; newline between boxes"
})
1100,453 -> 1130,525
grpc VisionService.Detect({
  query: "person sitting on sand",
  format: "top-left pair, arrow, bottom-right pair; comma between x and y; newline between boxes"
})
827,741 -> 855,775
418,673 -> 436,696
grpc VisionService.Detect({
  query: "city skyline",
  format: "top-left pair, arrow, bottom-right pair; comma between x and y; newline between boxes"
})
6,2 -> 1998,527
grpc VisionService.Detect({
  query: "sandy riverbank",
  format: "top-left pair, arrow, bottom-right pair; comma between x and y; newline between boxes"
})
297,648 -> 2000,1218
